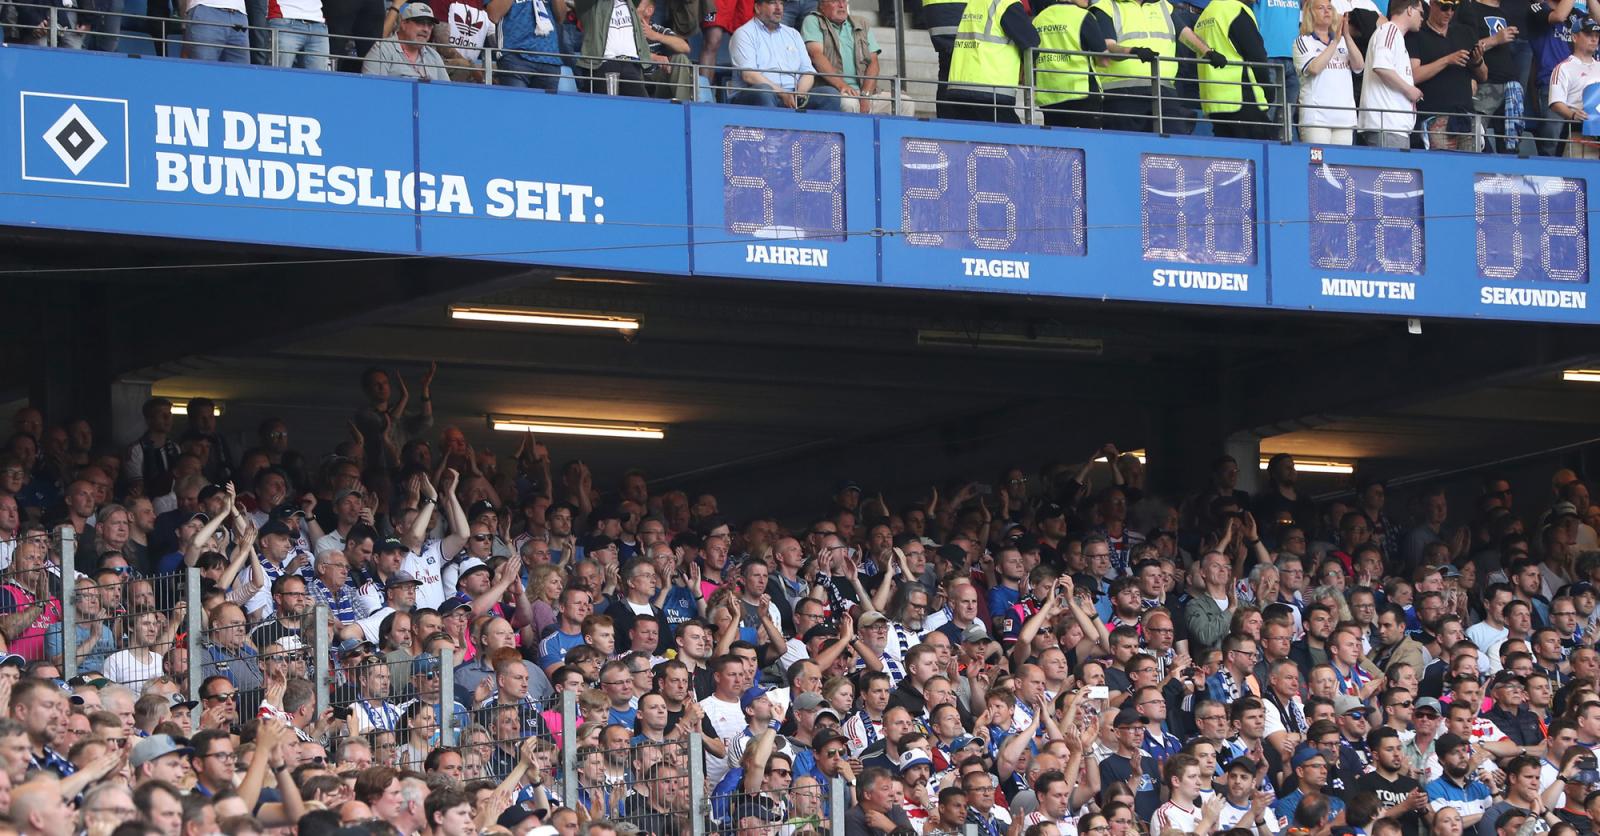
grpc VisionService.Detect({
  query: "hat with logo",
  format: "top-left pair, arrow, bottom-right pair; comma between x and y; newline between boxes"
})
259,520 -> 293,539
897,748 -> 933,775
467,500 -> 498,522
1413,697 -> 1444,715
740,686 -> 769,711
793,693 -> 828,712
1290,745 -> 1327,767
272,503 -> 306,520
1582,19 -> 1600,33
376,537 -> 407,554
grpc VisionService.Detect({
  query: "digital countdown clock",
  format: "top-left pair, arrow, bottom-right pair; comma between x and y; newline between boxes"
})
898,137 -> 1087,257
721,126 -> 845,241
1140,153 -> 1257,266
1307,163 -> 1425,276
1473,173 -> 1587,283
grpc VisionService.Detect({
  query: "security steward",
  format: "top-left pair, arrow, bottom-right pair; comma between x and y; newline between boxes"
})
923,0 -> 966,116
1032,0 -> 1113,126
1194,0 -> 1276,136
1093,0 -> 1224,131
947,0 -> 1041,121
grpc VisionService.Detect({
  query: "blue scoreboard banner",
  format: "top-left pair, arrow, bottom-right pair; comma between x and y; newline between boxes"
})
3,45 -> 1600,324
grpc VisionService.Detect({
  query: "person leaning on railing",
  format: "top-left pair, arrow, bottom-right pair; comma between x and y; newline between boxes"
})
1294,0 -> 1364,144
571,0 -> 652,96
1407,0 -> 1486,151
729,0 -> 839,109
1195,0 -> 1279,137
1092,0 -> 1223,132
1030,0 -> 1112,128
1544,18 -> 1600,158
802,0 -> 917,114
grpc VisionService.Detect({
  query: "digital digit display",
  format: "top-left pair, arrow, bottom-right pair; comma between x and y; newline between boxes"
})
722,126 -> 845,241
1308,163 -> 1425,275
899,138 -> 1087,256
1474,173 -> 1588,283
1140,154 -> 1256,266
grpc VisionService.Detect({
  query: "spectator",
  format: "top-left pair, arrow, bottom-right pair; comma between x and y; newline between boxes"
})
573,0 -> 651,94
636,0 -> 709,99
1093,0 -> 1215,131
487,0 -> 566,89
730,0 -> 836,108
267,0 -> 332,69
801,0 -> 914,113
1526,0 -> 1585,154
1358,0 -> 1424,147
363,2 -> 452,79
1545,19 -> 1600,157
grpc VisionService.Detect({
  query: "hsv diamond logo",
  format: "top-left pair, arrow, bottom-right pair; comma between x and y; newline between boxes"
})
20,92 -> 129,187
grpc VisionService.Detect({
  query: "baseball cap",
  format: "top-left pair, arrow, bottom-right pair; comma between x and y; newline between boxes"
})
497,806 -> 538,829
897,748 -> 933,775
1291,745 -> 1326,767
1582,18 -> 1600,32
1225,756 -> 1260,774
198,484 -> 226,503
467,500 -> 498,522
815,707 -> 842,724
1334,694 -> 1372,715
334,487 -> 362,504
337,638 -> 377,657
131,734 -> 193,769
1413,697 -> 1444,715
1551,501 -> 1582,521
813,728 -> 849,751
376,537 -> 407,554
793,693 -> 828,712
438,596 -> 470,616
412,653 -> 441,676
740,686 -> 769,711
272,503 -> 306,520
168,693 -> 200,711
836,480 -> 862,495
387,570 -> 422,587
0,654 -> 28,670
1491,670 -> 1528,688
962,624 -> 993,644
186,512 -> 210,526
1037,502 -> 1066,521
1113,707 -> 1143,728
1438,564 -> 1462,579
580,534 -> 615,554
935,543 -> 968,565
1434,732 -> 1469,755
803,625 -> 839,643
259,520 -> 292,539
858,612 -> 889,628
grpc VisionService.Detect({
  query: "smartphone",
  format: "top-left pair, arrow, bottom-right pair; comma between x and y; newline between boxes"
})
1087,686 -> 1109,700
974,483 -> 994,496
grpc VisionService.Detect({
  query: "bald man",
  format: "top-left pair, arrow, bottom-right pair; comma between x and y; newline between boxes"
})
11,778 -> 72,836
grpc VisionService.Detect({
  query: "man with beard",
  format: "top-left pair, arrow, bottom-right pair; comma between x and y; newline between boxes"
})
251,574 -> 314,647
1355,727 -> 1429,836
1291,604 -> 1337,680
1253,455 -> 1317,537
1426,733 -> 1494,829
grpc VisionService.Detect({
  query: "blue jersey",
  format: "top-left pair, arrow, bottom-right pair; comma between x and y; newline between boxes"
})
538,629 -> 585,669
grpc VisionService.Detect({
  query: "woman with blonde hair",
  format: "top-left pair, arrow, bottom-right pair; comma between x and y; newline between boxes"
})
1295,0 -> 1364,143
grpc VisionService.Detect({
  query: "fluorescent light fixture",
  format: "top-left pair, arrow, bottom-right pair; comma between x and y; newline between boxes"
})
1564,369 -> 1600,383
917,329 -> 1103,355
490,416 -> 665,440
168,400 -> 224,417
1259,457 -> 1354,475
450,305 -> 640,331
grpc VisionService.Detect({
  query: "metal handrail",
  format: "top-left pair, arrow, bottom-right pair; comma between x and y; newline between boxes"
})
13,0 -> 1600,154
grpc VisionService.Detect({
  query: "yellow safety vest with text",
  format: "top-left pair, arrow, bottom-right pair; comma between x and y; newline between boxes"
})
1033,2 -> 1094,105
1195,0 -> 1267,112
1091,0 -> 1176,90
950,0 -> 1025,92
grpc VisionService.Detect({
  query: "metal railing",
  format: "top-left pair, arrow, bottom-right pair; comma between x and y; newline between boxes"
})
16,0 -> 1600,155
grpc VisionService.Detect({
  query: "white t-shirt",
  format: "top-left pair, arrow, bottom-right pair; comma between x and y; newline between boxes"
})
602,0 -> 638,59
407,542 -> 447,611
700,694 -> 744,786
1151,800 -> 1202,834
1550,54 -> 1600,116
1359,22 -> 1417,133
1465,621 -> 1509,654
102,649 -> 164,696
271,0 -> 324,22
1296,33 -> 1358,127
358,606 -> 396,644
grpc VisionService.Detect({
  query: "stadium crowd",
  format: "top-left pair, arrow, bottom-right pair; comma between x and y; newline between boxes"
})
0,367 -> 1594,836
4,0 -> 1599,153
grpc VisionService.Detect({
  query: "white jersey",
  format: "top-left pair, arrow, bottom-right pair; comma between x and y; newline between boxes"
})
1151,800 -> 1201,834
406,541 -> 447,610
1358,22 -> 1416,133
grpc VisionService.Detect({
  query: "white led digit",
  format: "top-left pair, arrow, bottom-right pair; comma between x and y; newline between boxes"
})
1537,176 -> 1587,282
722,127 -> 774,236
1477,174 -> 1523,280
1202,159 -> 1253,265
790,135 -> 844,237
1142,155 -> 1188,262
902,140 -> 949,247
967,144 -> 1018,251
1374,169 -> 1422,275
1313,165 -> 1356,271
